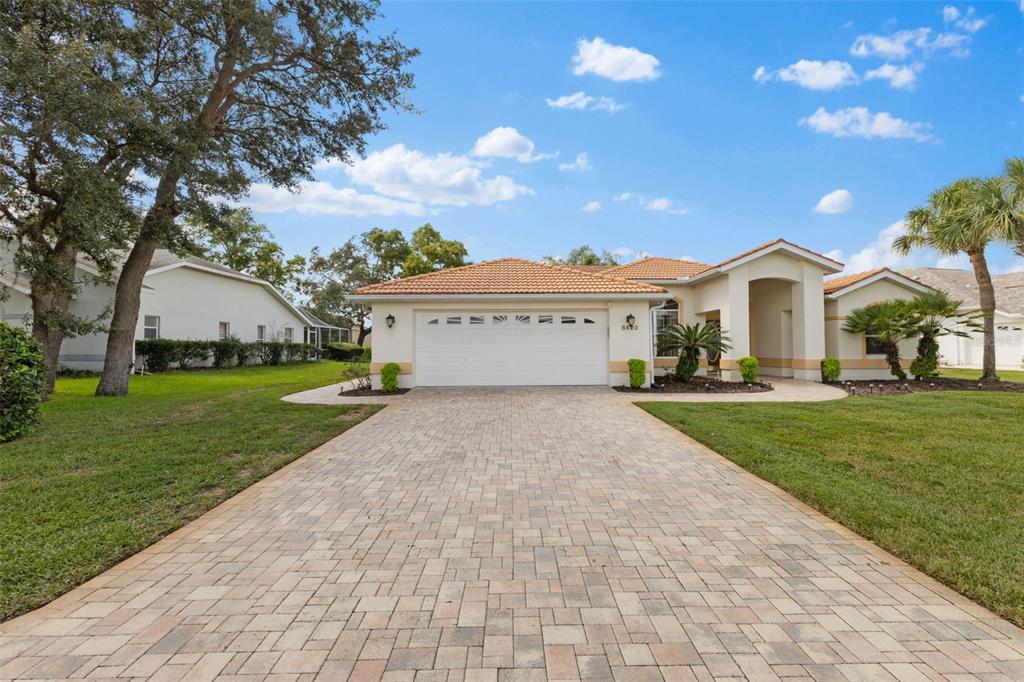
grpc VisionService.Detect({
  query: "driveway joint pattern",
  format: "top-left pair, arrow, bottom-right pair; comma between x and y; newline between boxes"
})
1,387 -> 1021,681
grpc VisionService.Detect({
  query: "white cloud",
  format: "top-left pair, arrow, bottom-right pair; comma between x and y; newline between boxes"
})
643,197 -> 688,215
545,91 -> 625,113
865,62 -> 924,89
800,106 -> 933,142
611,246 -> 654,262
347,143 -> 533,207
581,200 -> 602,213
850,28 -> 932,59
754,59 -> 859,91
571,37 -> 661,82
559,153 -> 592,172
849,26 -> 974,60
242,181 -> 425,217
945,6 -> 987,33
472,126 -> 555,163
835,221 -> 910,272
814,189 -> 854,214
613,192 -> 634,201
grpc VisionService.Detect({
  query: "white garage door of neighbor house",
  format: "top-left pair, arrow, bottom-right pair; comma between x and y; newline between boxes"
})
415,311 -> 608,386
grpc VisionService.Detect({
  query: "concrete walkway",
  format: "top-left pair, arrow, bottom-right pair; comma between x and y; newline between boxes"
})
282,378 -> 846,407
2,388 -> 1021,681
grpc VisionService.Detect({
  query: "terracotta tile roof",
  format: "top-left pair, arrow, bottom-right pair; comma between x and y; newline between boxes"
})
710,238 -> 844,270
353,258 -> 668,295
823,268 -> 887,294
602,257 -> 712,280
562,264 -> 618,273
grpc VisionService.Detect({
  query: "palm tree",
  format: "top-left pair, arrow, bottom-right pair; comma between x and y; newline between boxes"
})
988,157 -> 1024,258
842,300 -> 920,380
657,322 -> 731,382
909,290 -> 979,379
893,178 -> 1002,380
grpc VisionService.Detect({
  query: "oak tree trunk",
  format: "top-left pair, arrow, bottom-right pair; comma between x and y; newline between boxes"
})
356,321 -> 370,347
968,248 -> 999,382
94,179 -> 180,396
29,246 -> 78,396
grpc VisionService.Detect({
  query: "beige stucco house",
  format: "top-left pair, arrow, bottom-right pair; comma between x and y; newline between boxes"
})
352,238 -> 932,388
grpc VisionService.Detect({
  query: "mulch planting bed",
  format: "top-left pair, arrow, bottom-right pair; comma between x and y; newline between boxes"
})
339,387 -> 411,396
828,378 -> 1024,396
615,377 -> 774,394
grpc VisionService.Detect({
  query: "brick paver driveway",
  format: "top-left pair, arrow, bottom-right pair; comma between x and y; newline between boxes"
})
2,388 -> 1023,681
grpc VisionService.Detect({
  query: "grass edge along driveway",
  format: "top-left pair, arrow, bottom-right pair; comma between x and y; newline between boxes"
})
0,362 -> 379,622
638,391 -> 1024,628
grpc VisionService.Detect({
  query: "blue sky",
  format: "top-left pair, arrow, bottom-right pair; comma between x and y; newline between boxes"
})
244,1 -> 1024,274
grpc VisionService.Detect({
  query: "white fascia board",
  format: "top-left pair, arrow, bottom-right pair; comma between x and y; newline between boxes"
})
825,272 -> 932,299
349,292 -> 669,303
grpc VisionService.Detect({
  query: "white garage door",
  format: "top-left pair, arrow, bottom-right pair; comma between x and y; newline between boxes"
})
415,311 -> 608,386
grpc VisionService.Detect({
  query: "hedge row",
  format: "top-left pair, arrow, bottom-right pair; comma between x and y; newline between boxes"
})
1,322 -> 46,443
324,341 -> 370,362
134,338 -> 317,372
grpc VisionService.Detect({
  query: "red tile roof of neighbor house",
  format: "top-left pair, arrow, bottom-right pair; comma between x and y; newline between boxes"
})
353,258 -> 668,295
562,264 -> 618,273
601,257 -> 712,279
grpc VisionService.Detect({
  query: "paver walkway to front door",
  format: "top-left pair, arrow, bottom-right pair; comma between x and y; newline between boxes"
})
2,388 -> 1022,681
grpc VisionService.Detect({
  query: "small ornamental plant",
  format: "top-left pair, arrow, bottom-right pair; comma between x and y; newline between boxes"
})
821,357 -> 842,382
380,362 -> 401,393
737,356 -> 759,383
627,358 -> 646,389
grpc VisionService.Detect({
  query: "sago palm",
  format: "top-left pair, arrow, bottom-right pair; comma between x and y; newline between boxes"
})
657,322 -> 731,382
893,178 -> 1001,380
910,290 -> 979,379
842,300 -> 920,380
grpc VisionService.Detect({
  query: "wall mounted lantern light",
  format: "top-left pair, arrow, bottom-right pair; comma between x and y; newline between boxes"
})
626,313 -> 636,327
385,314 -> 396,329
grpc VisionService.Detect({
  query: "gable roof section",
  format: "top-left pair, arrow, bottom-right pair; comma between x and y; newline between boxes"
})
824,268 -> 932,297
683,238 -> 845,283
903,267 -> 1024,314
352,258 -> 667,297
602,257 -> 711,280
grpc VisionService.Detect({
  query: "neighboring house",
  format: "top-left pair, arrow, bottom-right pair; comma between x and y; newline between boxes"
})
352,238 -> 924,388
903,268 -> 1024,370
300,307 -> 349,348
1,243 -> 312,371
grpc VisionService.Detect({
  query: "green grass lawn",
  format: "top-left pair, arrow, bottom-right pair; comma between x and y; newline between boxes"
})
0,362 -> 378,621
939,367 -> 1024,383
639,392 -> 1024,627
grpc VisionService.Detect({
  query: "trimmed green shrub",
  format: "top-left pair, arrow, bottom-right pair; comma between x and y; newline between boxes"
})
737,356 -> 759,383
135,339 -> 180,372
177,340 -> 211,368
627,358 -> 646,389
258,341 -> 284,366
380,362 -> 401,393
325,341 -> 365,361
212,337 -> 241,369
237,341 -> 256,366
0,323 -> 45,442
821,357 -> 842,382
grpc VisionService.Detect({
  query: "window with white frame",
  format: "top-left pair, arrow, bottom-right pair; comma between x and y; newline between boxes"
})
654,301 -> 679,356
143,315 -> 160,340
218,321 -> 230,340
283,326 -> 294,342
257,324 -> 266,342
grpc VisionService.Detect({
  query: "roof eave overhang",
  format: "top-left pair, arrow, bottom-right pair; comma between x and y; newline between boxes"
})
825,272 -> 933,299
716,242 -> 845,277
349,292 -> 669,302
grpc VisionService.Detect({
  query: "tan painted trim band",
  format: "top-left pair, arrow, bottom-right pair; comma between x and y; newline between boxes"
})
756,357 -> 793,369
370,361 -> 413,375
837,358 -> 912,369
609,360 -> 649,372
653,358 -> 676,368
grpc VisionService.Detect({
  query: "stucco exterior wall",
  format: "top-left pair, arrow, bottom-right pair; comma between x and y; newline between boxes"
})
825,279 -> 919,380
368,298 -> 658,388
